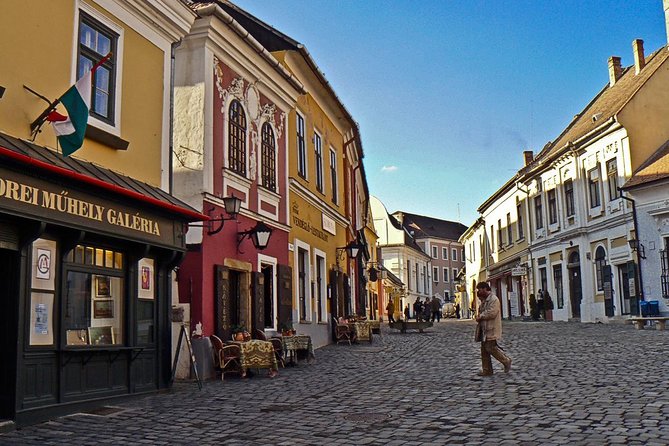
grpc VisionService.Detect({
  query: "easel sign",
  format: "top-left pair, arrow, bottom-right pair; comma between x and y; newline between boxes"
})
171,324 -> 202,390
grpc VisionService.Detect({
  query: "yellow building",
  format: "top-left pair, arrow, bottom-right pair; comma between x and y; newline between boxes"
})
0,1 -> 201,425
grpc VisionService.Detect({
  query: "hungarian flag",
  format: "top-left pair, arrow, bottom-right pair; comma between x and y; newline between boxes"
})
46,53 -> 110,157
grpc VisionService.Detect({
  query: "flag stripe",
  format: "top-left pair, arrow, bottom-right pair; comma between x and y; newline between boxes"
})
50,70 -> 92,156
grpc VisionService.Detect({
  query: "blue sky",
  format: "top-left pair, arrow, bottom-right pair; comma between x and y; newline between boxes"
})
233,0 -> 668,226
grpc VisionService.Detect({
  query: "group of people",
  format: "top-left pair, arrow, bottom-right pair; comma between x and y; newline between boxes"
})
405,296 -> 443,322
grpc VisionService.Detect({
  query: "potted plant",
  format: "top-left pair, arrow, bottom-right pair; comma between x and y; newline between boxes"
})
279,322 -> 295,336
231,324 -> 248,341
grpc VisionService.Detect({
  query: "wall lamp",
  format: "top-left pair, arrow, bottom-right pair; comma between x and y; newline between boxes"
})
628,238 -> 646,259
366,262 -> 387,282
336,241 -> 363,266
189,196 -> 242,235
237,220 -> 273,252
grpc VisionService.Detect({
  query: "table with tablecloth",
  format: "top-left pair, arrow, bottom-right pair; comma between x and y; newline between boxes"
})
280,335 -> 315,363
233,340 -> 278,376
348,321 -> 373,342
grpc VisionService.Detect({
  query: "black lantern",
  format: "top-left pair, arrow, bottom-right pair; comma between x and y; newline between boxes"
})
237,220 -> 273,252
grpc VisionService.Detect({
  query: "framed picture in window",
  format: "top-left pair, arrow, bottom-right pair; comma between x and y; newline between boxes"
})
138,258 -> 154,300
93,299 -> 114,319
88,326 -> 114,345
95,275 -> 111,297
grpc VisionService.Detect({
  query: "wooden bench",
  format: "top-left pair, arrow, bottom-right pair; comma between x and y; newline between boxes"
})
628,317 -> 669,331
389,321 -> 433,333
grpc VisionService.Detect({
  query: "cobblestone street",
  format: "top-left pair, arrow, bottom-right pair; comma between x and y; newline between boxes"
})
3,320 -> 669,445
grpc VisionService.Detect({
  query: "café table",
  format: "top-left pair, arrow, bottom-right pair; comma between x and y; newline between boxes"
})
347,321 -> 373,343
279,334 -> 315,365
227,339 -> 278,377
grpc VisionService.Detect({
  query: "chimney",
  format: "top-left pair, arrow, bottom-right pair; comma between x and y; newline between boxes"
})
523,150 -> 533,166
633,39 -> 645,74
664,0 -> 669,47
608,56 -> 622,86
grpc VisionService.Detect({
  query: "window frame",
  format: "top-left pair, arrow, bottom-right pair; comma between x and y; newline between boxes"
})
607,158 -> 620,201
432,246 -> 438,259
227,99 -> 247,176
77,9 -> 119,127
329,148 -> 338,204
547,189 -> 558,225
443,267 -> 449,283
433,266 -> 439,282
314,131 -> 324,193
564,179 -> 575,217
260,122 -> 276,191
506,213 -> 513,245
452,248 -> 458,261
588,168 -> 601,209
534,195 -> 544,229
517,202 -> 525,240
595,246 -> 606,291
296,113 -> 307,179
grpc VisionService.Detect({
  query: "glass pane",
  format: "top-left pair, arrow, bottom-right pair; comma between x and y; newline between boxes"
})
64,271 -> 125,346
65,249 -> 74,263
78,55 -> 93,80
114,252 -> 123,269
96,67 -> 109,91
97,33 -> 111,55
105,250 -> 114,268
80,23 -> 95,49
95,248 -> 104,267
94,90 -> 108,117
75,245 -> 85,264
136,300 -> 154,345
84,247 -> 94,265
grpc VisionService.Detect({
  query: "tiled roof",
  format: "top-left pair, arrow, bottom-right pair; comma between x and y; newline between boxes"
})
534,47 -> 669,163
623,139 -> 669,189
0,132 -> 202,221
393,212 -> 467,241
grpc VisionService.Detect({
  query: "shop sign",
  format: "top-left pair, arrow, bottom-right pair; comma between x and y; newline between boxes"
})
511,266 -> 527,276
322,214 -> 336,235
0,168 -> 182,248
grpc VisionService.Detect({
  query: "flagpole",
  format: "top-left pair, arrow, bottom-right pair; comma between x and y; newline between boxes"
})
29,52 -> 113,138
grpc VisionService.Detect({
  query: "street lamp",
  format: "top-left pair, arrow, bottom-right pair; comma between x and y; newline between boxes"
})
336,241 -> 363,266
188,196 -> 242,235
237,220 -> 273,252
628,238 -> 646,259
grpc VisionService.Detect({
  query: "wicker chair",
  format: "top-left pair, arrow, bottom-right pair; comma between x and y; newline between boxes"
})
254,329 -> 268,341
211,334 -> 242,380
335,323 -> 354,345
269,338 -> 285,368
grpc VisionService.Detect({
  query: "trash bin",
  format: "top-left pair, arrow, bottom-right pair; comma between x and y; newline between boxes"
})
649,300 -> 660,317
640,301 -> 650,317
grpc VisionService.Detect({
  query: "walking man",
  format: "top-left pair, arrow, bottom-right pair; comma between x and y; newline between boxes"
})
474,281 -> 512,376
386,298 -> 396,324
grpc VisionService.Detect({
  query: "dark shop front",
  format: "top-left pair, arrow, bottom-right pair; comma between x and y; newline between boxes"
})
0,134 -> 204,425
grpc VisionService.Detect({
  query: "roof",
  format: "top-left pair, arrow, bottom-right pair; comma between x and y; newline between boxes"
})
0,132 -> 205,221
623,138 -> 669,189
392,211 -> 467,242
534,46 -> 669,164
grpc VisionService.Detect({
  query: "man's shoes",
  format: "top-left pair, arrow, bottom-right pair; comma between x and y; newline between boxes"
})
477,371 -> 493,377
504,358 -> 512,373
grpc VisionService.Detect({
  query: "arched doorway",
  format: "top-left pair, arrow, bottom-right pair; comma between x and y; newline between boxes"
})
568,252 -> 582,319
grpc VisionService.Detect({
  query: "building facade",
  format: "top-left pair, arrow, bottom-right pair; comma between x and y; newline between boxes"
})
0,0 -> 201,424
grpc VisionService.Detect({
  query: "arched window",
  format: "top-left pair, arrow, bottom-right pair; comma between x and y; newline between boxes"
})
595,246 -> 606,291
228,100 -> 246,175
261,123 -> 276,191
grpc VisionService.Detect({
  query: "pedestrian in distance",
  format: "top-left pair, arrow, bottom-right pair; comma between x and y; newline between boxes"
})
413,298 -> 423,322
474,281 -> 512,377
455,302 -> 461,319
386,298 -> 396,324
404,304 -> 411,321
423,296 -> 432,322
537,289 -> 545,320
431,296 -> 442,322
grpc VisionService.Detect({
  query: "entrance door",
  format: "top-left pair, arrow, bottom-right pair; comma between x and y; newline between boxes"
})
618,264 -> 631,315
568,252 -> 582,319
261,264 -> 274,329
0,248 -> 19,419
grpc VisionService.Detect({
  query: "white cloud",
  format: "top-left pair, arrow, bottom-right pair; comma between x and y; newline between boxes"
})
381,165 -> 398,172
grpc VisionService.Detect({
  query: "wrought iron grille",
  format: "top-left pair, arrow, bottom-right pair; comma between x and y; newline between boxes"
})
661,249 -> 669,299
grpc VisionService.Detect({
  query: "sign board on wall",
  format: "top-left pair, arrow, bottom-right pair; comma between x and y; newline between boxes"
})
322,214 -> 336,235
511,266 -> 527,276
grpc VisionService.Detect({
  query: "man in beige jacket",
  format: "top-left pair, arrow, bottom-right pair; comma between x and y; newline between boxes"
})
475,281 -> 512,376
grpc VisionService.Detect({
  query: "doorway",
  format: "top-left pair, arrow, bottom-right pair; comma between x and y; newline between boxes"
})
0,247 -> 19,419
229,270 -> 242,328
568,252 -> 582,319
618,264 -> 632,315
261,264 -> 274,329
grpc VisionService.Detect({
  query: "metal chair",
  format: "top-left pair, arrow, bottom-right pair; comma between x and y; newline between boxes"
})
335,323 -> 353,345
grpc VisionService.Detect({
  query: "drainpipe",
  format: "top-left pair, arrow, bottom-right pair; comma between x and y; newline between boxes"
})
169,39 -> 182,195
619,190 -> 644,314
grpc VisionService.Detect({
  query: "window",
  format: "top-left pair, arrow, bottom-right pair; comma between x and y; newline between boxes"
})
462,248 -> 465,262
330,149 -> 338,204
497,219 -> 503,249
314,132 -> 323,193
228,100 -> 247,176
452,248 -> 458,261
595,246 -> 606,291
316,255 -> 325,322
432,246 -> 438,259
588,168 -> 601,208
662,241 -> 669,299
553,264 -> 564,309
443,267 -> 449,282
406,260 -> 411,290
442,247 -> 448,260
517,202 -> 525,240
444,291 -> 450,300
564,180 -> 575,217
534,196 -> 544,229
607,158 -> 620,201
297,113 -> 307,178
452,268 -> 458,282
490,225 -> 495,252
506,213 -> 513,244
547,189 -> 557,224
78,11 -> 118,124
64,244 -> 125,346
433,266 -> 439,282
261,123 -> 276,191
298,248 -> 308,321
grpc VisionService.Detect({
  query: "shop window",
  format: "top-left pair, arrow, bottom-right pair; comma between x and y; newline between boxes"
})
64,244 -> 124,346
137,258 -> 155,345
